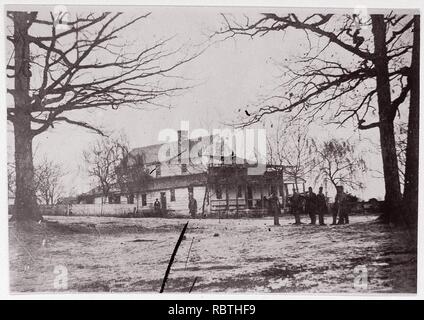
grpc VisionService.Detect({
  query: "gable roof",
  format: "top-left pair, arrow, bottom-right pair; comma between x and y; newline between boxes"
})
129,143 -> 164,165
128,134 -> 268,166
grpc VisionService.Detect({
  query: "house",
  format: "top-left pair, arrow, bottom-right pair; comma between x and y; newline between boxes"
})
79,130 -> 306,216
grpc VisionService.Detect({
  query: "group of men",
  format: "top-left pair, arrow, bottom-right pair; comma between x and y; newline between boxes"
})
157,187 -> 349,223
289,185 -> 350,225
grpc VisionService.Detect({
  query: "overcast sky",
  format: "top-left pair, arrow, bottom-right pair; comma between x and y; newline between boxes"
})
6,5 -> 415,200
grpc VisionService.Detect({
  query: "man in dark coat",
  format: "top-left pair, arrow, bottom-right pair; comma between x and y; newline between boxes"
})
316,187 -> 328,225
333,186 -> 349,225
154,198 -> 161,216
269,192 -> 281,226
290,188 -> 302,225
305,187 -> 317,225
188,193 -> 197,218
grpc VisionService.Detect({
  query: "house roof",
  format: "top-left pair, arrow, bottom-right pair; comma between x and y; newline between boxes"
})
128,134 -> 268,166
129,142 -> 164,165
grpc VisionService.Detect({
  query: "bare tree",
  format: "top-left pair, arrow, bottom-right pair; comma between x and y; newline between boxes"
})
218,12 -> 418,224
6,10 -> 201,221
83,136 -> 127,206
267,117 -> 316,191
34,157 -> 65,205
313,139 -> 367,192
116,151 -> 153,208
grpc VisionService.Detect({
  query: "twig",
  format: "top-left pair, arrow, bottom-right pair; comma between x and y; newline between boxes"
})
159,221 -> 189,293
184,237 -> 195,269
189,276 -> 198,293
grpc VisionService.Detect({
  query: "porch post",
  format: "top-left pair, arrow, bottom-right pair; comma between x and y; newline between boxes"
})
235,168 -> 239,217
260,178 -> 264,209
281,166 -> 285,210
225,177 -> 229,213
244,182 -> 248,209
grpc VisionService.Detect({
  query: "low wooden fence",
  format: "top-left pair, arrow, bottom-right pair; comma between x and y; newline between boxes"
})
8,204 -> 141,217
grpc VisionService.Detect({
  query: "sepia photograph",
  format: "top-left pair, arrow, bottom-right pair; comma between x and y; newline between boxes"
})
4,2 -> 420,296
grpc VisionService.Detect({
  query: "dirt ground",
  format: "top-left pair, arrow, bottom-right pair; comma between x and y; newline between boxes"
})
9,213 -> 417,294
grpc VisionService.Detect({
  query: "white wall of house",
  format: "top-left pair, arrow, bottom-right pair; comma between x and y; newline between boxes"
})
135,185 -> 206,215
146,162 -> 206,179
94,196 -> 105,204
120,195 -> 128,204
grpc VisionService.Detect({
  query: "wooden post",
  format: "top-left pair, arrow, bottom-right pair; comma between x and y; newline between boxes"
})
225,177 -> 229,217
244,182 -> 248,210
281,166 -> 285,211
235,167 -> 239,218
202,184 -> 208,218
235,187 -> 239,218
260,179 -> 264,209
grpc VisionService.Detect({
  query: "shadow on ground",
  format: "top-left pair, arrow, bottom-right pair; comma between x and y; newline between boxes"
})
9,214 -> 417,294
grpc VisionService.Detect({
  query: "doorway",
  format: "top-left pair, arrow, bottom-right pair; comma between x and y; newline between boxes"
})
247,186 -> 253,209
160,192 -> 167,212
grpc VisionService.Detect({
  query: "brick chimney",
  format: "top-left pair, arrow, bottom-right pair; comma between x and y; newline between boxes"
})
177,130 -> 188,164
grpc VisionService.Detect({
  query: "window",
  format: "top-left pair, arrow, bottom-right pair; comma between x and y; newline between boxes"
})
216,185 -> 222,199
155,164 -> 161,177
188,186 -> 193,194
108,195 -> 120,204
181,163 -> 187,174
237,185 -> 243,198
141,194 -> 147,206
128,194 -> 135,204
170,189 -> 176,202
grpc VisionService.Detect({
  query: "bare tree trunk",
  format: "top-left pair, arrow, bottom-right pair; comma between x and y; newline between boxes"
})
13,120 -> 40,221
101,197 -> 104,216
403,15 -> 420,227
12,12 -> 41,222
371,15 -> 403,223
330,179 -> 338,193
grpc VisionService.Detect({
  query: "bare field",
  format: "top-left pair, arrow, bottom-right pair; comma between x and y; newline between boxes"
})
9,214 -> 417,294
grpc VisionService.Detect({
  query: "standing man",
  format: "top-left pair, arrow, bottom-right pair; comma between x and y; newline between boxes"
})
188,193 -> 197,219
269,192 -> 281,226
154,198 -> 161,216
316,187 -> 328,226
290,188 -> 302,225
305,187 -> 317,225
333,186 -> 349,225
